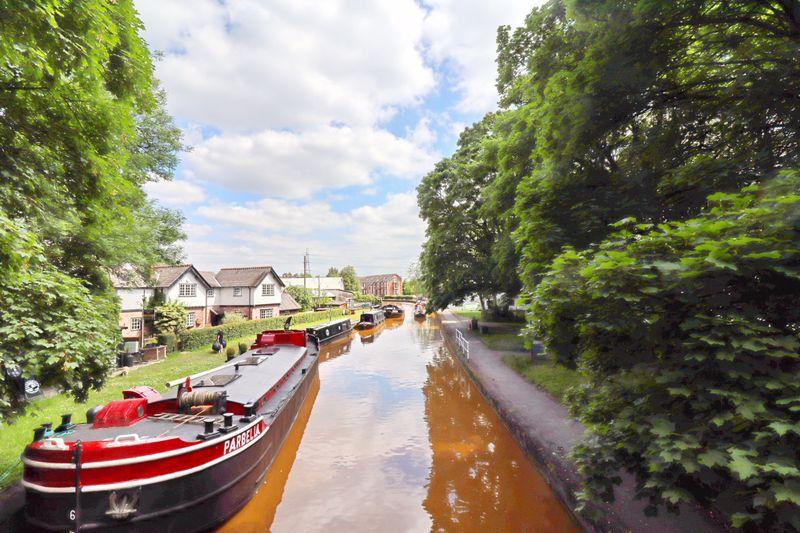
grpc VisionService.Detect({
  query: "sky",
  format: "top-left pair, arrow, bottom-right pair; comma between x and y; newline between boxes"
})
135,0 -> 535,277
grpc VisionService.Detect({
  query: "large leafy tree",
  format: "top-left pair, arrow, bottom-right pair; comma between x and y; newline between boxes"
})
497,0 -> 800,283
417,114 -> 520,311
0,1 -> 184,418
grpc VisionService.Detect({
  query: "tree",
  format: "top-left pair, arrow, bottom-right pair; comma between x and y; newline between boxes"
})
497,0 -> 800,284
417,114 -> 520,311
0,1 -> 184,417
340,266 -> 359,293
154,301 -> 188,338
285,285 -> 314,311
531,176 -> 800,530
326,267 -> 340,277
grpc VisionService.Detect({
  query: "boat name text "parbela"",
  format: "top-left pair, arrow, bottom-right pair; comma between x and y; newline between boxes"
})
224,423 -> 263,454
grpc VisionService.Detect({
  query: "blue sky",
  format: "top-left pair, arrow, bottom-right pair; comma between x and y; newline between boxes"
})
136,0 -> 535,276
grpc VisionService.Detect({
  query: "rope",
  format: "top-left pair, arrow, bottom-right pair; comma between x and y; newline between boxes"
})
177,390 -> 224,410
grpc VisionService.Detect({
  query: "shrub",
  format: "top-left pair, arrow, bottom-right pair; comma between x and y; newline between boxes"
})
178,309 -> 342,351
225,346 -> 236,358
285,285 -> 314,310
157,332 -> 178,353
222,312 -> 247,325
531,176 -> 800,530
154,301 -> 187,337
238,342 -> 248,355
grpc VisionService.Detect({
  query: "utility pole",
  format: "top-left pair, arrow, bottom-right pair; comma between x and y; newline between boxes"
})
303,250 -> 310,291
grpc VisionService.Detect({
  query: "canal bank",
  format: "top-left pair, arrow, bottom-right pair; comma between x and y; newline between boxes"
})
437,310 -> 726,533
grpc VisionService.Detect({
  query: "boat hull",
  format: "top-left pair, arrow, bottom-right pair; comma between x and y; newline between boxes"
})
24,357 -> 319,532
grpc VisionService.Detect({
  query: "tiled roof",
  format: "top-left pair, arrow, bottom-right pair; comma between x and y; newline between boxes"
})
199,271 -> 221,288
215,266 -> 283,288
279,291 -> 302,312
357,273 -> 402,284
151,264 -> 194,288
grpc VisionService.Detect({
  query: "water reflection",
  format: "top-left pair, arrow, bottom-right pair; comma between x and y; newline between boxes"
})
219,314 -> 577,532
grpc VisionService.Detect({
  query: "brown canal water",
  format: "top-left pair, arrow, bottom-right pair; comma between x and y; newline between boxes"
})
219,312 -> 579,532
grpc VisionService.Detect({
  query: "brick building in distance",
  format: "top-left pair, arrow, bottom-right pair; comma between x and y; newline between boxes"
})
358,273 -> 403,297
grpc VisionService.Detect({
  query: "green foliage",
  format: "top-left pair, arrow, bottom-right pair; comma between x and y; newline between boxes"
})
156,332 -> 177,353
417,114 -> 520,311
237,342 -> 248,355
0,215 -> 119,419
531,178 -> 800,529
285,285 -> 314,311
178,309 -> 342,352
221,312 -> 247,325
340,266 -> 359,293
503,355 -> 583,403
0,1 -> 184,417
225,346 -> 236,358
354,292 -> 381,305
154,301 -> 187,338
326,267 -> 340,277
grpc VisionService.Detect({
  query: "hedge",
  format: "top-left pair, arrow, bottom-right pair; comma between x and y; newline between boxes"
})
178,309 -> 343,352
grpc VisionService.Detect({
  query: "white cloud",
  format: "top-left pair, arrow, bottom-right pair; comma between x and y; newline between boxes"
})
195,198 -> 344,233
185,192 -> 423,275
143,179 -> 207,206
423,0 -> 536,113
185,125 -> 438,198
137,0 -> 435,132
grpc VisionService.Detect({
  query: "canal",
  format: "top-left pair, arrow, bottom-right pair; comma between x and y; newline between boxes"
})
220,311 -> 578,532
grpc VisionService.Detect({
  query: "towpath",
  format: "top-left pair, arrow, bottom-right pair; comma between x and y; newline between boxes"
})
438,309 -> 726,533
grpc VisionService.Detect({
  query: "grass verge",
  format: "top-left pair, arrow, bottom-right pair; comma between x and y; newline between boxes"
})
0,310 -> 365,490
502,354 -> 584,403
477,325 -> 527,352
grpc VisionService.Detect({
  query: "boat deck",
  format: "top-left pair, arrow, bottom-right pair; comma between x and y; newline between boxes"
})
63,345 -> 309,442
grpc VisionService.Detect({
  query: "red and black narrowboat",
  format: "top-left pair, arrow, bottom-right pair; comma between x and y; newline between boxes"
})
21,327 -> 319,531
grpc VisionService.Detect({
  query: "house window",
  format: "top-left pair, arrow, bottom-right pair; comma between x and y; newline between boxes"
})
233,287 -> 242,297
130,317 -> 142,331
207,288 -> 214,297
262,283 -> 275,296
186,311 -> 196,328
179,283 -> 197,297
260,308 -> 273,319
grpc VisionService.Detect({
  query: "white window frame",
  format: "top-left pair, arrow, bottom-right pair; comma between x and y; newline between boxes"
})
260,308 -> 273,319
186,311 -> 196,328
233,287 -> 242,297
262,283 -> 275,297
130,317 -> 142,331
207,288 -> 214,297
179,283 -> 197,298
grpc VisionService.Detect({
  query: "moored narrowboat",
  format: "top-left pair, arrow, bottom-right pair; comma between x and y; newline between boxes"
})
21,327 -> 319,532
306,318 -> 353,345
355,310 -> 385,330
381,304 -> 404,319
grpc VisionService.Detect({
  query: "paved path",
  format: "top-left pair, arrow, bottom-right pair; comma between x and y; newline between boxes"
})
439,310 -> 725,533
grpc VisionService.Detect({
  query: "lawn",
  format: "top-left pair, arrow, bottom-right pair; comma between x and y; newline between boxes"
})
0,310 -> 365,489
502,354 -> 585,403
452,309 -> 482,320
476,325 -> 527,352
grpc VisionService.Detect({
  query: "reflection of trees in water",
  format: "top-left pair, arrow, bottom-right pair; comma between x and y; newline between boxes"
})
318,334 -> 354,363
385,317 -> 404,330
421,347 -> 577,532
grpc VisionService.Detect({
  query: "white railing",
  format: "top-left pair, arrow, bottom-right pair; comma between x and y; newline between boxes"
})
455,329 -> 470,360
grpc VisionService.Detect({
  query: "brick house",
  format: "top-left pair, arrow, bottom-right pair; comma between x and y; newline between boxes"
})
358,273 -> 403,297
